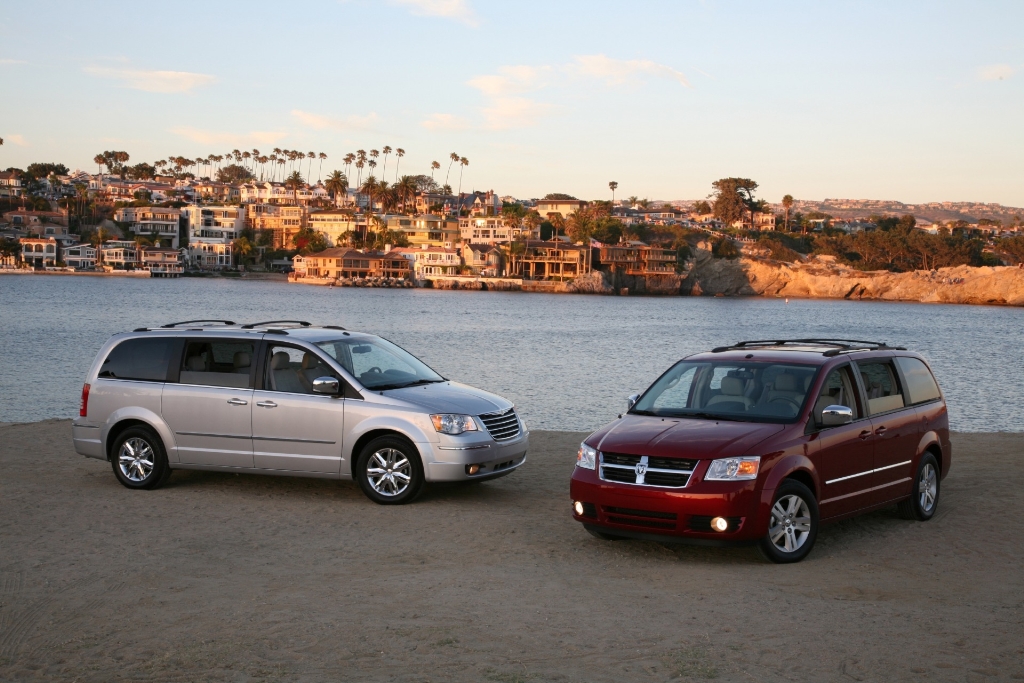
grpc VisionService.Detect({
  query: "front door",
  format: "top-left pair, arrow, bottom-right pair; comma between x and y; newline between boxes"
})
251,343 -> 346,473
161,338 -> 257,468
856,359 -> 918,505
812,364 -> 877,519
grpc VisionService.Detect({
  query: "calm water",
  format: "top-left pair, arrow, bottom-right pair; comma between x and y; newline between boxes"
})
1,275 -> 1020,431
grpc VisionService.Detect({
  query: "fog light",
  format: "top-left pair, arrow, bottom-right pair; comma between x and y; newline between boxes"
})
711,516 -> 729,532
573,501 -> 585,516
466,464 -> 480,475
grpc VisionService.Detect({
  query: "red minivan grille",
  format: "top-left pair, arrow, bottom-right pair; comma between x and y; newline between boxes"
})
600,453 -> 698,488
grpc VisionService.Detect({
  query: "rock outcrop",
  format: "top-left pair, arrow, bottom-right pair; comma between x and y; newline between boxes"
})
685,249 -> 1024,306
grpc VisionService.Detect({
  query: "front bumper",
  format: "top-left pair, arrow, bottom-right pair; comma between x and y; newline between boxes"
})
423,430 -> 529,481
569,465 -> 769,543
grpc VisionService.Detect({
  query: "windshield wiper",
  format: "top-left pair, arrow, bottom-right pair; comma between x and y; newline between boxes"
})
376,378 -> 444,391
687,412 -> 744,422
628,408 -> 657,416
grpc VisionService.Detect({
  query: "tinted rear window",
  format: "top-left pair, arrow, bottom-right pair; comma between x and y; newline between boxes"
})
99,338 -> 175,382
895,357 -> 941,404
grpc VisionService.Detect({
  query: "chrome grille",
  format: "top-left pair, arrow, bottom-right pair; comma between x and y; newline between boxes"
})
599,452 -> 697,488
479,408 -> 521,441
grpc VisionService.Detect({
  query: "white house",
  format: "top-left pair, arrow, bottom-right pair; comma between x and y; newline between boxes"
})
114,206 -> 181,248
182,205 -> 245,243
391,245 -> 461,277
64,243 -> 98,270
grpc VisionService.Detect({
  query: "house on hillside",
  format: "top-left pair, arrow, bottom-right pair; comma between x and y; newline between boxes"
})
519,240 -> 591,281
459,243 -> 503,277
597,241 -> 676,275
391,245 -> 460,277
115,206 -> 182,248
534,198 -> 586,221
302,248 -> 411,280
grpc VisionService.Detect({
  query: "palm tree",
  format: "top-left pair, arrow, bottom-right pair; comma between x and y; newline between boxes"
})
232,236 -> 254,265
445,152 -> 459,188
394,148 -> 404,182
317,152 -> 327,182
380,146 -> 392,179
306,151 -> 315,182
286,171 -> 305,205
325,170 -> 348,206
360,175 -> 379,211
344,153 -> 355,181
609,181 -> 618,203
277,157 -> 286,181
430,160 -> 440,181
355,159 -> 365,189
377,181 -> 398,213
367,159 -> 377,180
457,157 -> 469,200
523,210 -> 542,239
627,195 -> 638,208
396,175 -> 417,213
93,154 -> 105,178
370,149 -> 379,173
549,214 -> 566,240
782,194 -> 794,231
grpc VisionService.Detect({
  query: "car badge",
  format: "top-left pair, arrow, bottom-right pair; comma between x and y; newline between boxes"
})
635,463 -> 647,477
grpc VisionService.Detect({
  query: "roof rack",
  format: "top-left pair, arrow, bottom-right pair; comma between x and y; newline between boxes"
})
240,320 -> 312,329
158,319 -> 236,328
711,339 -> 905,356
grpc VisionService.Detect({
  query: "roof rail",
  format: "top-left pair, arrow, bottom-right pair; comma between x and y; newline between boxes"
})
240,320 -> 312,329
158,319 -> 236,328
711,339 -> 905,356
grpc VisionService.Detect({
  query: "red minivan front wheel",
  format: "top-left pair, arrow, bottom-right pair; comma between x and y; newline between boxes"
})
758,480 -> 819,563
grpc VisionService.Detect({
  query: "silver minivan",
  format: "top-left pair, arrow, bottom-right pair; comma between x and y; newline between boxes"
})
72,320 -> 529,504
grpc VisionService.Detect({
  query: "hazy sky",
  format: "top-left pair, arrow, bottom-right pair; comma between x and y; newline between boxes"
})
1,1 -> 1022,205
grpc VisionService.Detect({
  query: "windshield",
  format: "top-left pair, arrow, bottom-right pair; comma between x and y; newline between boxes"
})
315,337 -> 444,390
630,360 -> 818,422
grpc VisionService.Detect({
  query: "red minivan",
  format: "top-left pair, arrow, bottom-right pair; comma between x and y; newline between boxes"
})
569,340 -> 950,563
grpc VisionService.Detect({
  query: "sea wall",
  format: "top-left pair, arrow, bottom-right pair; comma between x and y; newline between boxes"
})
685,250 -> 1024,306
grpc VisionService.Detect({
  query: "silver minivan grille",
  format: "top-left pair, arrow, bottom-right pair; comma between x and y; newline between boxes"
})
479,408 -> 521,441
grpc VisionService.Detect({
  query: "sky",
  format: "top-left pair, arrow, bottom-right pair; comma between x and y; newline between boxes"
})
1,0 -> 1022,206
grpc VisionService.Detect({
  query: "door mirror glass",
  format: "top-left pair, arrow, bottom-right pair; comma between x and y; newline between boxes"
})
627,393 -> 640,410
821,405 -> 853,426
312,376 -> 340,395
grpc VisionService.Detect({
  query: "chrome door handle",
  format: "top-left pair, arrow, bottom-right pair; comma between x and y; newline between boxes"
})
858,430 -> 871,440
256,401 -> 278,408
227,398 -> 248,406
875,426 -> 887,436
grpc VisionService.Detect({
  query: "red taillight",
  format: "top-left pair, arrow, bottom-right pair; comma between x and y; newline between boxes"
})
80,383 -> 90,417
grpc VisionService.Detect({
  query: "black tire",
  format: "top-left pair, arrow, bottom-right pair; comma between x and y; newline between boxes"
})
110,426 -> 171,490
758,480 -> 819,564
585,527 -> 624,541
355,436 -> 424,505
897,453 -> 940,521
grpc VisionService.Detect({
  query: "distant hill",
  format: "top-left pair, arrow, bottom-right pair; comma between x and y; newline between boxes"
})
663,198 -> 1024,225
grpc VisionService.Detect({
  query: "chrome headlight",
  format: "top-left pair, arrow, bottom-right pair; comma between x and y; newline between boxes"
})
430,414 -> 478,435
705,456 -> 760,481
577,442 -> 597,470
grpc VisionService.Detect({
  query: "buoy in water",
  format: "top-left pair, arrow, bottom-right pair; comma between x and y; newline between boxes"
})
785,298 -> 789,304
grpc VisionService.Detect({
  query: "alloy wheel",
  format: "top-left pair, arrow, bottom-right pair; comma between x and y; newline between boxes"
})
768,494 -> 812,553
118,437 -> 155,482
366,448 -> 412,497
918,463 -> 938,513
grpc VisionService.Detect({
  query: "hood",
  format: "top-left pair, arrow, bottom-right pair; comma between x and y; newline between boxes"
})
591,415 -> 785,460
383,381 -> 513,416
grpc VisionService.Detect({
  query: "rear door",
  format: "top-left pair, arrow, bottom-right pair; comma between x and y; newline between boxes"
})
250,342 -> 346,473
854,358 -> 918,505
811,364 -> 877,519
161,337 -> 257,468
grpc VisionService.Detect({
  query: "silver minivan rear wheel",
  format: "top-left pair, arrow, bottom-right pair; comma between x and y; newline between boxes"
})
110,426 -> 171,490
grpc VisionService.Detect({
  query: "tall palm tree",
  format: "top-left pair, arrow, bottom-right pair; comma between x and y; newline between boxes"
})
445,152 -> 459,188
431,160 -> 440,181
782,194 -> 794,231
306,151 -> 315,182
325,170 -> 348,206
93,154 -> 105,177
343,153 -> 355,181
609,181 -> 618,203
242,151 -> 251,171
360,176 -> 379,212
367,160 -> 377,180
523,210 -> 542,239
380,146 -> 392,179
549,214 -> 566,240
370,149 -> 379,173
355,159 -> 365,189
393,148 -> 404,182
457,157 -> 469,199
277,157 -> 286,181
317,152 -> 327,182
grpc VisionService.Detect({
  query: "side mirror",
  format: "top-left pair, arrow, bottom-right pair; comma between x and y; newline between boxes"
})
820,404 -> 853,426
627,393 -> 640,411
312,376 -> 341,395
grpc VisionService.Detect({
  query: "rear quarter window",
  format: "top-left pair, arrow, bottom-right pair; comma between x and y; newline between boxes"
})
99,337 -> 175,382
895,357 -> 942,404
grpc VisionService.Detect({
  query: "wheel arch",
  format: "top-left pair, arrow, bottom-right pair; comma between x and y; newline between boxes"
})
917,432 -> 944,475
347,428 -> 424,477
105,418 -> 165,461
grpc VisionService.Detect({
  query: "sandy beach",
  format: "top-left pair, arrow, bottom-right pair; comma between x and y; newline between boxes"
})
1,421 -> 1022,682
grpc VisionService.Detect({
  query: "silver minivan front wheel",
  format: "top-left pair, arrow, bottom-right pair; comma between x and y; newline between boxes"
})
355,436 -> 424,505
366,448 -> 412,497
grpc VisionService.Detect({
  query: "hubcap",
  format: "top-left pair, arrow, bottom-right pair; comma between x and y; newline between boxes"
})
366,448 -> 412,497
118,437 -> 155,482
769,494 -> 812,553
918,463 -> 937,512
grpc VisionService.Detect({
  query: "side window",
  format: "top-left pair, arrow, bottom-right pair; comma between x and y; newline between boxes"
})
98,337 -> 174,382
857,361 -> 905,415
265,345 -> 337,394
813,366 -> 860,422
651,366 -> 697,411
895,357 -> 941,405
180,340 -> 254,389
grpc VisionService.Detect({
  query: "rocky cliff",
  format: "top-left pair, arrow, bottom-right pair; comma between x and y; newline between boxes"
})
685,249 -> 1024,306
